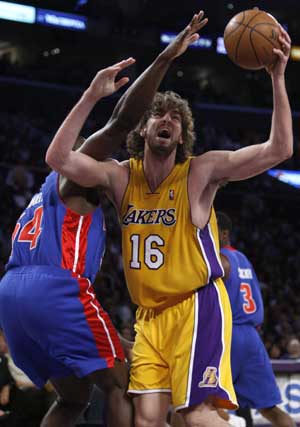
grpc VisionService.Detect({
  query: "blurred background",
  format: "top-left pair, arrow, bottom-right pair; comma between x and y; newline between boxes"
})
0,0 -> 300,425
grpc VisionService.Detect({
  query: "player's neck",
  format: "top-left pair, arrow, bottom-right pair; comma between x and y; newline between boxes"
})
143,150 -> 176,192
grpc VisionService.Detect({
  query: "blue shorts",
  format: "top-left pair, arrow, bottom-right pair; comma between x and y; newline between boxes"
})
231,324 -> 281,409
0,266 -> 124,388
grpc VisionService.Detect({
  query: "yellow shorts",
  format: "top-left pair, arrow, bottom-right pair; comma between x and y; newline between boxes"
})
128,279 -> 237,411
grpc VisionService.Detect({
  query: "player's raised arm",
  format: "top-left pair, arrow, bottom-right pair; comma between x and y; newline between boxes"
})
45,59 -> 134,173
46,10 -> 208,188
79,10 -> 208,160
201,26 -> 293,184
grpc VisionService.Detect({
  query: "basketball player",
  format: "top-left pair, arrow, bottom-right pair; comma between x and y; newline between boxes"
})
45,11 -> 292,427
0,60 -> 138,427
0,11 -> 209,427
217,211 -> 295,427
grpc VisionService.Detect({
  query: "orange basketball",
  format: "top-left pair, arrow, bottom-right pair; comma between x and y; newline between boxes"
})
224,9 -> 281,70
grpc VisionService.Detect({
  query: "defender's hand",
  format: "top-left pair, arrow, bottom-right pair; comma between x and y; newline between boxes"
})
161,10 -> 208,61
87,57 -> 136,100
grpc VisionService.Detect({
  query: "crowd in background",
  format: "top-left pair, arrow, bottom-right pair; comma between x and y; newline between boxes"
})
0,0 -> 300,422
0,52 -> 300,427
1,103 -> 299,357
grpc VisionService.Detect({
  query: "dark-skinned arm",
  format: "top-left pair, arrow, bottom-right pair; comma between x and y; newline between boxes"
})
79,10 -> 208,160
46,11 -> 208,176
220,252 -> 231,282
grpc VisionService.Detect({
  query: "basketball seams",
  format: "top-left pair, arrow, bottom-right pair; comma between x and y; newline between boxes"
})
224,11 -> 246,41
226,11 -> 263,63
225,9 -> 262,39
251,23 -> 280,48
249,31 -> 261,68
234,12 -> 251,63
224,21 -> 243,42
250,23 -> 279,68
224,10 -> 280,69
231,10 -> 262,32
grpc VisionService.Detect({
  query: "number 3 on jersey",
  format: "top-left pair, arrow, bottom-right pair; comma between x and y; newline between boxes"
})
130,234 -> 164,270
240,282 -> 257,314
12,206 -> 43,250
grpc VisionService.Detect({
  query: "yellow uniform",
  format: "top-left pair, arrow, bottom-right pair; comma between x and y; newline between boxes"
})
121,158 -> 237,410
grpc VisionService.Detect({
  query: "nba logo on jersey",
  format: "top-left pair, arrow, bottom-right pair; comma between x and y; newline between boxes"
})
169,189 -> 175,200
198,367 -> 218,388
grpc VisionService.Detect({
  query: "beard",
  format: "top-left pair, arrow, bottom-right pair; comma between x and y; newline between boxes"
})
147,138 -> 179,157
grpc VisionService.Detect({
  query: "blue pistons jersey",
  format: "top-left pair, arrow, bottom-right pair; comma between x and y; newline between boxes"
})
221,246 -> 281,409
6,171 -> 106,283
221,246 -> 263,327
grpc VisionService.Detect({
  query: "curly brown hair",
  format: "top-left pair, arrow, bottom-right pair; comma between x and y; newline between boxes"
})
126,91 -> 196,163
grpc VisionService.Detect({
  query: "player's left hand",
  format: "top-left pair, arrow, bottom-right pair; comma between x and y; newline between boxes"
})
160,10 -> 208,61
87,58 -> 136,100
266,26 -> 291,77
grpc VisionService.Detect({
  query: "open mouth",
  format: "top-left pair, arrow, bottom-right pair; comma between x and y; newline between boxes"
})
157,129 -> 171,139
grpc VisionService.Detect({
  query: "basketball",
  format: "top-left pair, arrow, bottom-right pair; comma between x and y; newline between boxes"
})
224,9 -> 281,70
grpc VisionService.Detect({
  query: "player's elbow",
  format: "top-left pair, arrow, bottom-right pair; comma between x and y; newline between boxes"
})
45,150 -> 55,169
45,149 -> 66,172
269,137 -> 293,163
284,140 -> 294,160
279,138 -> 293,161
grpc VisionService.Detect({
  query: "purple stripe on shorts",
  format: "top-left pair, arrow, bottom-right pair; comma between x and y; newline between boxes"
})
188,283 -> 230,407
197,225 -> 224,281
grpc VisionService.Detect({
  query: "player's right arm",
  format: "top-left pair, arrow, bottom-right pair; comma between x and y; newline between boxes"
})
48,151 -> 121,189
193,27 -> 292,187
45,59 -> 134,174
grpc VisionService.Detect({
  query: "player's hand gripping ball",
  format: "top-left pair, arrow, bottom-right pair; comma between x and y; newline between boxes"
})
224,9 -> 281,70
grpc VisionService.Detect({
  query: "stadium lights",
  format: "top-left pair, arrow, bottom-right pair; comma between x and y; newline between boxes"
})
160,32 -> 213,50
268,169 -> 300,189
36,9 -> 87,31
216,37 -> 226,54
0,1 -> 35,24
0,1 -> 87,31
291,46 -> 300,61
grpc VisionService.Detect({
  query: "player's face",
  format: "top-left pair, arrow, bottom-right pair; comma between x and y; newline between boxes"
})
141,109 -> 183,156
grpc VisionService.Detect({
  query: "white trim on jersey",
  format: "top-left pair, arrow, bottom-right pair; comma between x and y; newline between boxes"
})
72,216 -> 84,273
197,229 -> 211,284
86,279 -> 117,358
128,389 -> 172,394
208,224 -> 224,277
185,291 -> 199,407
213,281 -> 236,405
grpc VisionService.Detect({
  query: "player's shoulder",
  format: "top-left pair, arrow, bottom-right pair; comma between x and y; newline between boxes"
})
104,158 -> 130,180
105,158 -> 129,168
234,249 -> 253,269
118,159 -> 130,169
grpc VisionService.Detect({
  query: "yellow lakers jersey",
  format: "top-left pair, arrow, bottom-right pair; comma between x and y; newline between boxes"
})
121,158 -> 224,309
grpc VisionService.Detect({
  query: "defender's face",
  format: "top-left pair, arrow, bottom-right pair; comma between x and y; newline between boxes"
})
141,109 -> 183,156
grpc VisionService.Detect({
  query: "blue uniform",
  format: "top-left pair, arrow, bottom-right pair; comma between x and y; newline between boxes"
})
0,172 -> 124,387
221,246 -> 281,409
